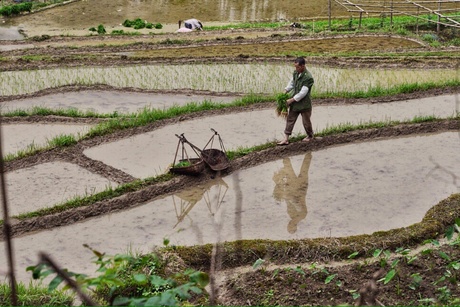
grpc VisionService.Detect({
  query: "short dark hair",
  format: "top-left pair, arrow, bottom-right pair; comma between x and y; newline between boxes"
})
294,57 -> 306,66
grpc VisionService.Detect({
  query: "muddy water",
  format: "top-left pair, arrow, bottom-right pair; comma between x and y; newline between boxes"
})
84,94 -> 458,178
1,161 -> 117,216
2,131 -> 459,283
2,123 -> 91,155
0,91 -> 238,115
1,64 -> 457,96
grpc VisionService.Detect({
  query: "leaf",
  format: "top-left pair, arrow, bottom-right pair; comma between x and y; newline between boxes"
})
439,251 -> 451,261
150,275 -> 170,287
383,269 -> 396,284
48,275 -> 64,291
348,251 -> 359,259
133,273 -> 148,284
113,296 -> 132,306
373,249 -> 382,258
160,291 -> 176,305
445,225 -> 455,240
253,258 -> 265,270
190,271 -> 210,287
421,248 -> 432,255
348,289 -> 359,300
28,263 -> 48,279
144,296 -> 161,306
325,274 -> 337,284
398,248 -> 411,255
407,256 -> 418,265
449,261 -> 460,270
294,266 -> 305,276
188,286 -> 202,294
163,237 -> 170,246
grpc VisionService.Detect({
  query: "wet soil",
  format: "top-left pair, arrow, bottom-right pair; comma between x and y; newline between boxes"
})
0,26 -> 459,306
218,243 -> 460,306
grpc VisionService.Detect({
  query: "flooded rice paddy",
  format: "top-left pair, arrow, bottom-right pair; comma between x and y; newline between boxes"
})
0,64 -> 457,96
4,162 -> 117,216
0,91 -> 237,115
1,123 -> 90,156
83,94 -> 457,178
1,131 -> 459,283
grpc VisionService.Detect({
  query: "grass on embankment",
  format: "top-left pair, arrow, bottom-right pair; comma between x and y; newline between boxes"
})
0,281 -> 74,306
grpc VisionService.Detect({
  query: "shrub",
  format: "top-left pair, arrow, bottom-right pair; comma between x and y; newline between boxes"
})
27,245 -> 209,306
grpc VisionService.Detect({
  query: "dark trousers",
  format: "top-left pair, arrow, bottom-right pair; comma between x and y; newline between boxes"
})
284,108 -> 313,138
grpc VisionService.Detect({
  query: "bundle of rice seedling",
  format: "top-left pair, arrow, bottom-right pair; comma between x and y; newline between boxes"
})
275,92 -> 290,118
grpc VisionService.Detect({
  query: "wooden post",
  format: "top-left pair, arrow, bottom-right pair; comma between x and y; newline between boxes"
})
416,6 -> 419,34
359,11 -> 363,29
437,0 -> 441,33
328,0 -> 332,30
0,117 -> 18,306
390,0 -> 394,26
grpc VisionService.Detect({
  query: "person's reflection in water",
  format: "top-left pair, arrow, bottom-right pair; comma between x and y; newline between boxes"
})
272,153 -> 312,234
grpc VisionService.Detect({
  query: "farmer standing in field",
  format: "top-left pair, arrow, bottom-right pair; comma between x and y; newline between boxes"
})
277,57 -> 314,146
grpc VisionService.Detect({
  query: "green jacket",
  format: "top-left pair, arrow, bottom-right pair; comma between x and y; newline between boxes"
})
290,69 -> 314,112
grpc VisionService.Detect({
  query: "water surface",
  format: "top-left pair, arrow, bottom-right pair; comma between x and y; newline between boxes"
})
2,132 -> 459,283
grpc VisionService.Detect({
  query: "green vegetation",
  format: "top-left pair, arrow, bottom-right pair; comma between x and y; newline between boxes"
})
26,244 -> 209,306
122,18 -> 162,30
173,160 -> 192,168
201,13 -> 460,48
275,92 -> 289,117
0,1 -> 31,16
206,13 -> 458,37
89,24 -> 106,35
236,220 -> 460,306
20,55 -> 53,62
0,281 -> 74,306
0,0 -> 68,15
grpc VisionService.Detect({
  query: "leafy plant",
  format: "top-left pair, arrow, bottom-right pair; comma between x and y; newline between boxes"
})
89,24 -> 106,34
275,92 -> 290,118
252,258 -> 265,270
26,245 -> 209,306
122,18 -> 162,30
348,251 -> 359,259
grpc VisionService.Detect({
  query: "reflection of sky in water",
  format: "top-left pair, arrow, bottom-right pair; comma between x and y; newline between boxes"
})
122,131 -> 460,245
